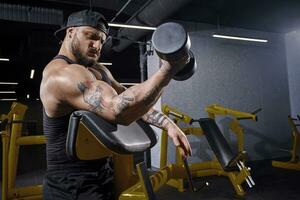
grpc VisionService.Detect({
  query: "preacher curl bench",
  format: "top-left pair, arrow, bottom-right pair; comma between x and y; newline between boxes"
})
66,109 -> 254,199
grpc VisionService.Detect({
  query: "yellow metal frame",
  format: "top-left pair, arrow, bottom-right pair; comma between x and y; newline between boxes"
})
119,162 -> 194,200
160,104 -> 257,196
74,120 -> 198,199
1,102 -> 46,200
272,115 -> 300,170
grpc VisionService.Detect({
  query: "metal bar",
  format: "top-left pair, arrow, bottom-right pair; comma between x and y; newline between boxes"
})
8,114 -> 23,192
168,111 -> 184,119
2,130 -> 9,200
137,162 -> 157,200
9,184 -> 43,199
183,158 -> 196,192
16,135 -> 46,145
110,0 -> 133,22
159,130 -> 168,168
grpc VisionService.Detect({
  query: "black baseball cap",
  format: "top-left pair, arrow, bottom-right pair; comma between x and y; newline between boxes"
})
54,9 -> 109,41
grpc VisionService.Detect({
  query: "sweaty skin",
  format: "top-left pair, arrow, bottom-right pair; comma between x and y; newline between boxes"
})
40,26 -> 191,158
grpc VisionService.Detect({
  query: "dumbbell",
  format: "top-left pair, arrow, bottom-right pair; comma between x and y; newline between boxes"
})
152,22 -> 197,81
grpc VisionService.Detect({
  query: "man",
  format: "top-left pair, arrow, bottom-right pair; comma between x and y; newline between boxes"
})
40,9 -> 192,199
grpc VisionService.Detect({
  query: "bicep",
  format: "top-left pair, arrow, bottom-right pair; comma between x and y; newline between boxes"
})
80,81 -> 119,120
61,75 -> 120,122
111,80 -> 127,94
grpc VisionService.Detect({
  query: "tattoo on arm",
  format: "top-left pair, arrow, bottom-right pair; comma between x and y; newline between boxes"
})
78,81 -> 135,118
143,110 -> 170,129
114,92 -> 134,114
143,86 -> 161,106
77,81 -> 106,113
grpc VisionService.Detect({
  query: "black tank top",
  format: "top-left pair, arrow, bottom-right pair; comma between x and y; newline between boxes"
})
43,55 -> 111,170
52,55 -> 112,84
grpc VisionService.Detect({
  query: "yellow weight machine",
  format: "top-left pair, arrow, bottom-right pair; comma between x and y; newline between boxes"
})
161,104 -> 260,196
272,115 -> 300,170
1,102 -> 46,200
67,107 -> 259,199
67,110 -> 212,200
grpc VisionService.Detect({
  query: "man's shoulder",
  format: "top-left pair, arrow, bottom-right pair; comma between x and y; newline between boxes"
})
43,59 -> 67,76
45,59 -> 87,78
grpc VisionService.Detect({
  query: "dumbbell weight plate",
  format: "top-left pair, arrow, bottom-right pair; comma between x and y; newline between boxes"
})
152,22 -> 190,62
152,22 -> 197,81
173,51 -> 197,81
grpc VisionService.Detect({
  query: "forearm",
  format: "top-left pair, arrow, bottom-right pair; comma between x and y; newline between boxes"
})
143,107 -> 192,159
113,65 -> 174,124
141,108 -> 173,131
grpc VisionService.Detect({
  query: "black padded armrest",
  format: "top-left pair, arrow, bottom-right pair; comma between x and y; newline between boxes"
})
198,118 -> 237,171
66,110 -> 157,160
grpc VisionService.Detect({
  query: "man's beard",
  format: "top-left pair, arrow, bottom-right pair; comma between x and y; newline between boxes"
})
71,34 -> 98,67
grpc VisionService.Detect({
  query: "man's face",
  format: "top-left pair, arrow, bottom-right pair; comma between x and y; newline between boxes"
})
70,26 -> 107,67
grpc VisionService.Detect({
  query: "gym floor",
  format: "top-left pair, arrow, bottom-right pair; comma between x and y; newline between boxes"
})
1,159 -> 299,199
157,160 -> 300,200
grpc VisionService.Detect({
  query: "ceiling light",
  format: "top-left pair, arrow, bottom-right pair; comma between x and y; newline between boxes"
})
0,58 -> 9,61
26,94 -> 30,99
99,62 -> 112,66
0,82 -> 18,85
108,23 -> 157,31
120,82 -> 139,86
30,69 -> 35,79
212,34 -> 268,43
0,91 -> 16,94
0,98 -> 17,101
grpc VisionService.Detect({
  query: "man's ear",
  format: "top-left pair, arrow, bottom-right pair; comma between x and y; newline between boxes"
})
66,27 -> 75,38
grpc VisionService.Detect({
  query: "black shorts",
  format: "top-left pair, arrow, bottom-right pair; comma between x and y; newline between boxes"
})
43,160 -> 114,200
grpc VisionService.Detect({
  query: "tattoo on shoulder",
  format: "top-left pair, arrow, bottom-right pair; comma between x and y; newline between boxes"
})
144,110 -> 169,128
77,81 -> 107,113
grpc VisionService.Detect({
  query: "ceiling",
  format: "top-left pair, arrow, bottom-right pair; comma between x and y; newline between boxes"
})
1,0 -> 300,101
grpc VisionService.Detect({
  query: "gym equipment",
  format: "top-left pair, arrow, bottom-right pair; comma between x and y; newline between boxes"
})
205,104 -> 261,153
152,22 -> 197,81
66,110 -> 206,199
1,102 -> 46,200
161,104 -> 260,196
272,115 -> 300,170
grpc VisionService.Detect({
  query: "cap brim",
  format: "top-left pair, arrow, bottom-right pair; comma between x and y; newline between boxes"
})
54,24 -> 109,41
54,26 -> 68,41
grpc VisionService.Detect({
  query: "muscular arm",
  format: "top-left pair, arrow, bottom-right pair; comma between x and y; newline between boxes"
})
101,66 -> 170,129
94,65 -> 180,131
54,60 -> 176,125
67,63 -> 191,158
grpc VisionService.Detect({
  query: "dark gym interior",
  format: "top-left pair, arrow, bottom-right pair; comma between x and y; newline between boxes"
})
0,0 -> 300,199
